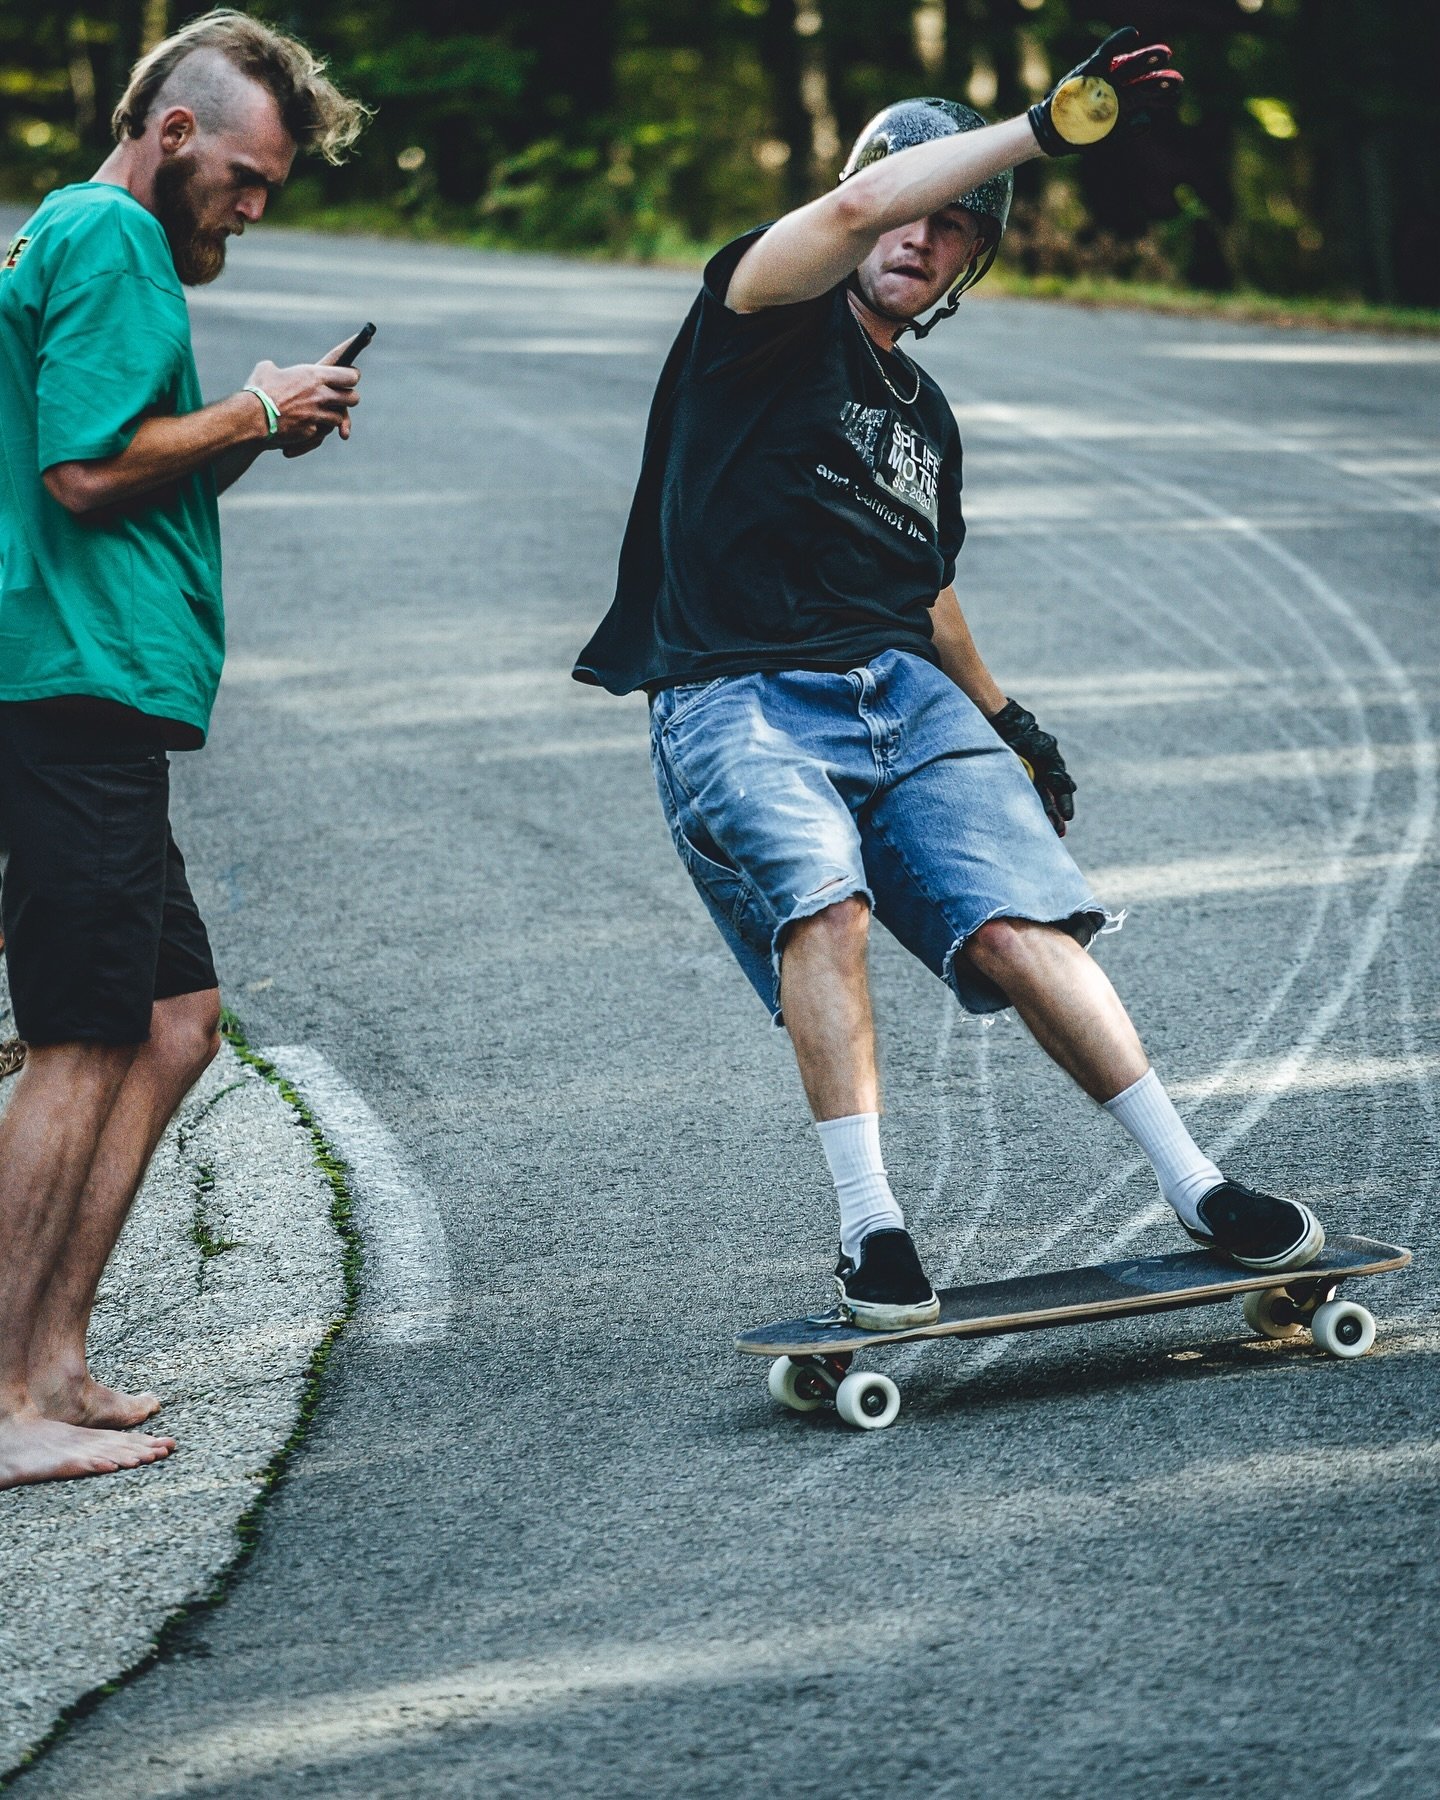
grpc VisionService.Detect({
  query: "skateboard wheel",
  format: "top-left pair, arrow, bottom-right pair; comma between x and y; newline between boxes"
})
835,1370 -> 901,1431
1310,1298 -> 1376,1359
768,1356 -> 823,1412
1242,1287 -> 1302,1340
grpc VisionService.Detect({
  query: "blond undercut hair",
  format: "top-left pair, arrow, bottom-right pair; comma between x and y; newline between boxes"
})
112,8 -> 369,165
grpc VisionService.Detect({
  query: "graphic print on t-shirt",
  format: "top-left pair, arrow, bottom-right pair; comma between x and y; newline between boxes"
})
840,402 -> 941,531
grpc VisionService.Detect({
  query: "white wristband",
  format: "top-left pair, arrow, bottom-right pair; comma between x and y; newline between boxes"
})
242,384 -> 280,437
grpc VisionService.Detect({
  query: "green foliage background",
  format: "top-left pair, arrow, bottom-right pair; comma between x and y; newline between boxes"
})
1,1 -> 1436,306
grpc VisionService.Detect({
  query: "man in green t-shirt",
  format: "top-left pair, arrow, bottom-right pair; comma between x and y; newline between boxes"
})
0,11 -> 369,1489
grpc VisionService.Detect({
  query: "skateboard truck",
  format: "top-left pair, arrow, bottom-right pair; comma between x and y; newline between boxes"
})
766,1351 -> 902,1430
1240,1277 -> 1377,1354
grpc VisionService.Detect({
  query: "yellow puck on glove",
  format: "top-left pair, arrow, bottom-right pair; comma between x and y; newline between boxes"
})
1050,75 -> 1119,145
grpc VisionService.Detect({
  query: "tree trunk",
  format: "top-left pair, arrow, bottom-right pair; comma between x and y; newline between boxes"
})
759,0 -> 814,210
528,0 -> 617,126
141,0 -> 169,54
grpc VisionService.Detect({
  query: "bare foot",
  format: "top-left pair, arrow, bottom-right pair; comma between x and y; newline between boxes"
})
0,1408 -> 175,1490
34,1373 -> 163,1430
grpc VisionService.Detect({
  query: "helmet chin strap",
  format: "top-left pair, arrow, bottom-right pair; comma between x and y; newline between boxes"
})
902,292 -> 962,342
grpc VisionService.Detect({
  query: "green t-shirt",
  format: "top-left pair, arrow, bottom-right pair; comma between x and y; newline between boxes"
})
0,182 -> 224,745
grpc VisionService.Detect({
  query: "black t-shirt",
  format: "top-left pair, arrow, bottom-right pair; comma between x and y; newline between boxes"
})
573,226 -> 966,695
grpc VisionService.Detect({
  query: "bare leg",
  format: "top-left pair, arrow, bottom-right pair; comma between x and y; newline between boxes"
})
783,908 -> 1148,1111
963,918 -> 1149,1101
29,988 -> 221,1429
778,898 -> 879,1120
0,1041 -> 176,1489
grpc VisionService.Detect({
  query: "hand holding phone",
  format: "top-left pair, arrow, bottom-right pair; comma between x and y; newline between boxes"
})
277,324 -> 375,457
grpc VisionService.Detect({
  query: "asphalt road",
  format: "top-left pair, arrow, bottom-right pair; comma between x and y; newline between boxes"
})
16,226 -> 1440,1797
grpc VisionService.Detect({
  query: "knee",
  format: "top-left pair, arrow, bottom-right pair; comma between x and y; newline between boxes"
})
152,989 -> 222,1081
788,893 -> 870,961
964,915 -> 1032,976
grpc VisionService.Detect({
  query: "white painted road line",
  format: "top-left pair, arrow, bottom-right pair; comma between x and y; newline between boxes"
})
262,1046 -> 452,1346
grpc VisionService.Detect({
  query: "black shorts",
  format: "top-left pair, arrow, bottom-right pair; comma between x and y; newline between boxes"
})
0,703 -> 218,1046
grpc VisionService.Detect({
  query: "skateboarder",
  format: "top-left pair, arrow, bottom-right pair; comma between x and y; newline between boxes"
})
575,29 -> 1325,1330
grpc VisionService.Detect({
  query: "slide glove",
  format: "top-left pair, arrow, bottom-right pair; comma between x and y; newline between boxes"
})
989,698 -> 1076,837
1028,26 -> 1183,157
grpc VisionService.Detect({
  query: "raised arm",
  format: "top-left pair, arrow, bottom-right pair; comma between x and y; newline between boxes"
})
726,116 -> 1039,315
727,26 -> 1181,315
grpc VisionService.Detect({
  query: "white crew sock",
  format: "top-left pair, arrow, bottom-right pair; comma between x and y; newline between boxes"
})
1102,1069 -> 1222,1230
816,1112 -> 905,1262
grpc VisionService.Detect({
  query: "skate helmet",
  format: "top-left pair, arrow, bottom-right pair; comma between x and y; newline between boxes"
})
838,97 -> 1011,336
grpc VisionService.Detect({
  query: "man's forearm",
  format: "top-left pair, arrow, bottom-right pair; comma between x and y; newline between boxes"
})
213,442 -> 265,495
44,391 -> 269,515
929,586 -> 1005,717
837,115 -> 1039,242
729,115 -> 1039,312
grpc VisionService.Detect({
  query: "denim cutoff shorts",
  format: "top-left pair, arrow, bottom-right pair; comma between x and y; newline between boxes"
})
649,649 -> 1109,1023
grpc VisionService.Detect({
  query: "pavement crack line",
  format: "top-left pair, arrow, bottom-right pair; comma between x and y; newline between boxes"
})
0,1012 -> 361,1789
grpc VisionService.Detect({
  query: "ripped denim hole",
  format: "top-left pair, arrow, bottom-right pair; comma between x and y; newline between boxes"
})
802,874 -> 852,901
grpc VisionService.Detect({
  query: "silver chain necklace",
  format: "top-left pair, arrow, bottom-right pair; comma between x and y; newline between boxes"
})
855,317 -> 921,406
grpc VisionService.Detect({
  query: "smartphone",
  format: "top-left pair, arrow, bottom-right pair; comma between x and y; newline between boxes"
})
335,322 -> 376,367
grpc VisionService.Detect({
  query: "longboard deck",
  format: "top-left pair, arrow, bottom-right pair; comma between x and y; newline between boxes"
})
736,1233 -> 1410,1358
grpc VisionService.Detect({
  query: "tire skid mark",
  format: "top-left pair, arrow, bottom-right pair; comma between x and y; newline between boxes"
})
962,496 -> 1375,1367
973,399 -> 1434,1282
1392,939 -> 1440,1238
939,439 -> 1373,1279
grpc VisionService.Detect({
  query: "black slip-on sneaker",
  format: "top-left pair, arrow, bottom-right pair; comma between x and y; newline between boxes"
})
835,1228 -> 941,1331
1184,1179 -> 1325,1272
